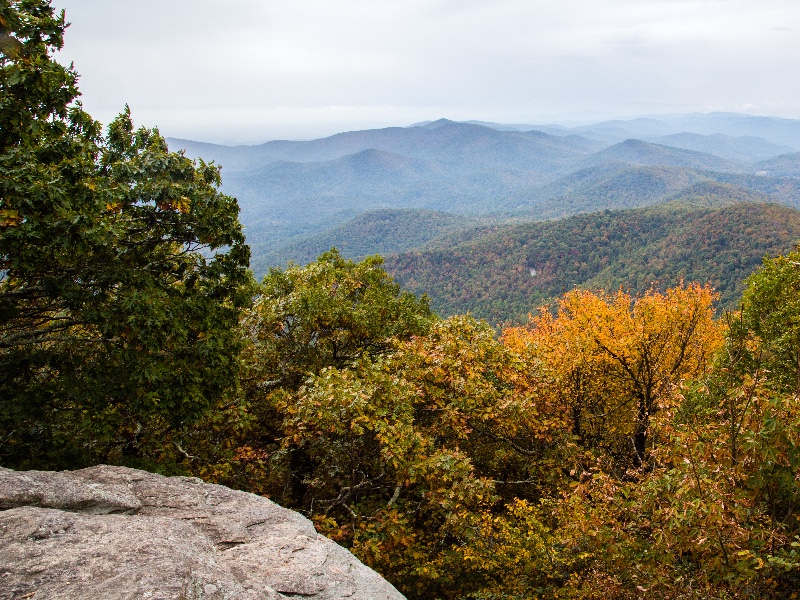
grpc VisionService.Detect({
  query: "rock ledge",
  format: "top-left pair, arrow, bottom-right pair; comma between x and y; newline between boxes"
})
0,465 -> 405,600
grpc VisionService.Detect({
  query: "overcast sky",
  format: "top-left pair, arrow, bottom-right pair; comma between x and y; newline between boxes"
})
52,0 -> 800,143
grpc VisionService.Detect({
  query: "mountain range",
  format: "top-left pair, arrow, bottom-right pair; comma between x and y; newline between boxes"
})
168,113 -> 800,320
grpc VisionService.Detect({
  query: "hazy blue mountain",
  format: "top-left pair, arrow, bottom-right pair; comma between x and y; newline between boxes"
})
460,120 -> 560,133
169,119 -> 604,173
223,149 -> 443,260
254,209 -> 478,273
646,132 -> 794,164
543,113 -> 800,149
230,149 -> 437,202
509,164 -> 705,217
458,120 -> 534,131
171,122 -> 611,259
397,120 -> 605,170
251,178 -> 774,281
167,114 -> 800,273
657,113 -> 800,148
754,152 -> 800,177
405,114 -> 800,150
578,139 -> 747,173
568,118 -> 678,143
510,164 -> 777,220
221,143 -> 560,257
229,157 -> 800,271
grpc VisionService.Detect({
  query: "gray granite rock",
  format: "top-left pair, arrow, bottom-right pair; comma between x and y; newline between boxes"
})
0,465 -> 405,600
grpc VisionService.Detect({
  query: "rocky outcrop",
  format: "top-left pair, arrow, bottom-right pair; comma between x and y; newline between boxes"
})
0,465 -> 405,600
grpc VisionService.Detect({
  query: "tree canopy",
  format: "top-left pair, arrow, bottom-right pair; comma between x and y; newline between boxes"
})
0,0 -> 252,469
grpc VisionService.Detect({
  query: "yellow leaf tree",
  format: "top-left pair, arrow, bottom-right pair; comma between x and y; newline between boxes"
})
505,283 -> 724,472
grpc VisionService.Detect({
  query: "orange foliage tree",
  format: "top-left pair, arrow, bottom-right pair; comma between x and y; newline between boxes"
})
504,284 -> 723,473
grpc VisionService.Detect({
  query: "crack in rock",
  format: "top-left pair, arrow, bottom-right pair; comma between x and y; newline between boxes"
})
0,466 -> 405,600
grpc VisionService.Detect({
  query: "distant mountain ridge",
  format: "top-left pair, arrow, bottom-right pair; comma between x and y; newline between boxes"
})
645,132 -> 795,164
542,112 -> 800,148
582,139 -> 746,173
167,112 -> 800,283
174,121 -> 610,258
171,119 -> 604,172
433,113 -> 800,149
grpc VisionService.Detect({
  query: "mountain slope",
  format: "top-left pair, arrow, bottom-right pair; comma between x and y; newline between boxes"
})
647,132 -> 794,164
253,209 -> 477,273
512,164 -> 707,217
755,152 -> 800,177
385,202 -> 800,324
580,139 -> 747,172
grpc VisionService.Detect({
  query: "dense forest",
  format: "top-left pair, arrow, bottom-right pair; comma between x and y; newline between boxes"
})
386,200 -> 800,323
4,3 -> 800,599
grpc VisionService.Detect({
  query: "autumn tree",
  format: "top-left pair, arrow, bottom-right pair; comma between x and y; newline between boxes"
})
734,250 -> 800,395
553,341 -> 800,596
281,315 -> 575,598
229,253 -> 581,598
505,284 -> 723,472
525,271 -> 800,598
0,0 -> 251,469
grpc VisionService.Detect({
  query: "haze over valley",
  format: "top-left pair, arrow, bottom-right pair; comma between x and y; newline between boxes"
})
169,112 -> 800,321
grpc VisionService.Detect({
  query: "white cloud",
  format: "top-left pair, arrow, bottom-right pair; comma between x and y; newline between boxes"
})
53,0 -> 800,141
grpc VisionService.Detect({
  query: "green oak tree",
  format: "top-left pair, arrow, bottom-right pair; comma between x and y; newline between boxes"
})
733,249 -> 800,395
242,249 -> 433,394
229,249 -> 433,495
0,0 -> 252,469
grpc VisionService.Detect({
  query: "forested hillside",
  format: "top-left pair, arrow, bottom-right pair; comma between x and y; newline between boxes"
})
386,202 -> 800,323
253,208 -> 479,273
511,165 -> 728,219
756,151 -> 800,176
